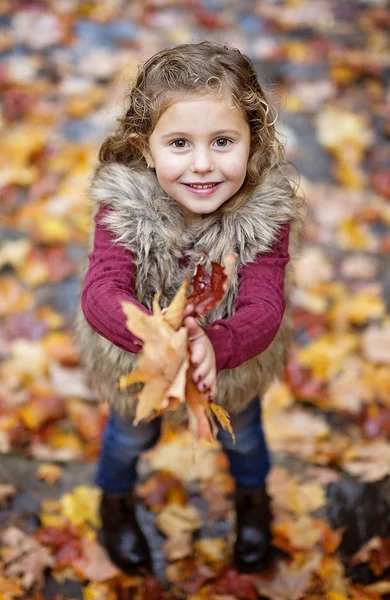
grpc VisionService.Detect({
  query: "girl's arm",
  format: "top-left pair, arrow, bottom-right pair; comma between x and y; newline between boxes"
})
81,205 -> 152,353
205,223 -> 290,372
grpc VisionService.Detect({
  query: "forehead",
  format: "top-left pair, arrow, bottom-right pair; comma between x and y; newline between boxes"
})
153,94 -> 248,135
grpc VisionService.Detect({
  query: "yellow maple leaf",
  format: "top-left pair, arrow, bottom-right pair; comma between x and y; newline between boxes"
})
60,486 -> 101,528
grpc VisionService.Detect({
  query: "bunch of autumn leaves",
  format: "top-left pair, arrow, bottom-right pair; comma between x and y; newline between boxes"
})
119,252 -> 237,444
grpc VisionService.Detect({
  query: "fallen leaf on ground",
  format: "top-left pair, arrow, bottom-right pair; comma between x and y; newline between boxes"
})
361,323 -> 390,364
318,556 -> 349,596
136,471 -> 187,511
1,526 -> 54,590
254,559 -> 314,600
166,559 -> 216,596
350,536 -> 390,575
37,463 -> 64,485
81,538 -> 120,581
194,538 -> 228,565
162,532 -> 193,562
60,486 -> 101,528
341,439 -> 390,481
155,504 -> 203,538
208,566 -> 258,600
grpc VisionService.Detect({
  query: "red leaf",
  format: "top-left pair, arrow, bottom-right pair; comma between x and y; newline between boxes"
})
209,566 -> 258,600
36,524 -> 83,570
186,260 -> 227,316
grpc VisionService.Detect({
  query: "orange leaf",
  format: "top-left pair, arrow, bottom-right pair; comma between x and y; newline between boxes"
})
209,402 -> 235,443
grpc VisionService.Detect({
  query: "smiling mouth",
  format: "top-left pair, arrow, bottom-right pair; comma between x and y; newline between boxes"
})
183,182 -> 222,189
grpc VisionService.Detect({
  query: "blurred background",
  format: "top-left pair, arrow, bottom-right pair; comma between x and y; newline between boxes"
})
0,1 -> 389,599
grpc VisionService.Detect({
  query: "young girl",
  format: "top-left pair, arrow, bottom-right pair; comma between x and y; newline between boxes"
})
76,41 -> 302,575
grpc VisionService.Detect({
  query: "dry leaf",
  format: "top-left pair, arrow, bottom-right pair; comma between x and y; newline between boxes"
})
209,402 -> 235,443
60,486 -> 101,528
255,559 -> 314,600
341,440 -> 390,482
194,538 -> 228,565
361,323 -> 390,364
120,295 -> 189,424
1,526 -> 54,590
136,471 -> 187,511
37,463 -> 64,485
163,532 -> 193,562
318,556 -> 349,596
163,277 -> 189,330
155,504 -> 203,538
81,538 -> 120,581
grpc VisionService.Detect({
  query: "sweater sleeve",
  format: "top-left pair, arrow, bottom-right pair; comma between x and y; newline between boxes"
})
205,223 -> 291,372
81,204 -> 152,353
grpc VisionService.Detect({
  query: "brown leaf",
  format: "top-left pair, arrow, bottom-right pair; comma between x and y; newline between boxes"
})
1,526 -> 54,590
350,536 -> 390,576
254,560 -> 314,600
120,296 -> 189,423
194,538 -> 228,565
36,463 -> 64,485
81,538 -> 120,581
341,439 -> 390,482
162,532 -> 193,562
155,504 -> 203,538
185,373 -> 218,444
166,558 -> 216,595
136,471 -> 187,511
318,556 -> 349,596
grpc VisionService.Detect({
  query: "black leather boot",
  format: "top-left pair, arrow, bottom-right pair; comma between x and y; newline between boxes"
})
99,490 -> 152,575
234,484 -> 272,573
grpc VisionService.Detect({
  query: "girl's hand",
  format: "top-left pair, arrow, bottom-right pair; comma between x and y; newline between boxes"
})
184,307 -> 217,399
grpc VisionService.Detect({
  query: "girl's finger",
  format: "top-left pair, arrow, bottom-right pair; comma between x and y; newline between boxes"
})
184,303 -> 194,317
184,317 -> 204,341
200,373 -> 216,394
191,343 -> 206,366
193,362 -> 209,385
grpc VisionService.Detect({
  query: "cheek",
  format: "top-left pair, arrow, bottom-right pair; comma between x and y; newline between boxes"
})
223,154 -> 248,182
155,154 -> 184,182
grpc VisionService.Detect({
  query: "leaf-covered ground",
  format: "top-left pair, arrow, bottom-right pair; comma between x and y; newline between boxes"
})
0,1 -> 389,599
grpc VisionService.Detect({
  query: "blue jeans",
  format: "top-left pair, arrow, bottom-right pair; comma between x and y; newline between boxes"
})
95,396 -> 271,493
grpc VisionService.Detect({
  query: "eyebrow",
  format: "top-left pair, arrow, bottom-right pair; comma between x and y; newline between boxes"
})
161,129 -> 241,139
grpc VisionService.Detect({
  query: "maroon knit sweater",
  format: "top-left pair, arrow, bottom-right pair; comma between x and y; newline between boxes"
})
81,205 -> 291,373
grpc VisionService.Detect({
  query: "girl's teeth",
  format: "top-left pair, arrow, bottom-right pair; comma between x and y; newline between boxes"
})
189,183 -> 217,189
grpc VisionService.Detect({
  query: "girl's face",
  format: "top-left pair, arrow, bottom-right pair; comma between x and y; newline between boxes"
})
144,94 -> 251,223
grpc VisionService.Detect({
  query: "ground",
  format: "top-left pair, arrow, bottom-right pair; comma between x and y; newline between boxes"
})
0,1 -> 389,599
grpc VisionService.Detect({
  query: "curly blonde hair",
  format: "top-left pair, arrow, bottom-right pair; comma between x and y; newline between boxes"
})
100,41 -> 298,213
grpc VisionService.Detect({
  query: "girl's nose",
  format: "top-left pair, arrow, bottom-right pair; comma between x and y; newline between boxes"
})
190,149 -> 213,173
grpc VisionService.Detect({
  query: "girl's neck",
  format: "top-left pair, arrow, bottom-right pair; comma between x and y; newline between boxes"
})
184,214 -> 203,227
180,205 -> 203,227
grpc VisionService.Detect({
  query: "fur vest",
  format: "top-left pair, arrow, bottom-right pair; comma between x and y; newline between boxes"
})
75,162 -> 302,421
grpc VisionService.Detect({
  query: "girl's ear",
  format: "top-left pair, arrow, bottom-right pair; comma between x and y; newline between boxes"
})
141,142 -> 155,169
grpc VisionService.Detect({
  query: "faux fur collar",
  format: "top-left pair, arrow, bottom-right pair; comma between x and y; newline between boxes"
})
89,162 -> 300,264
